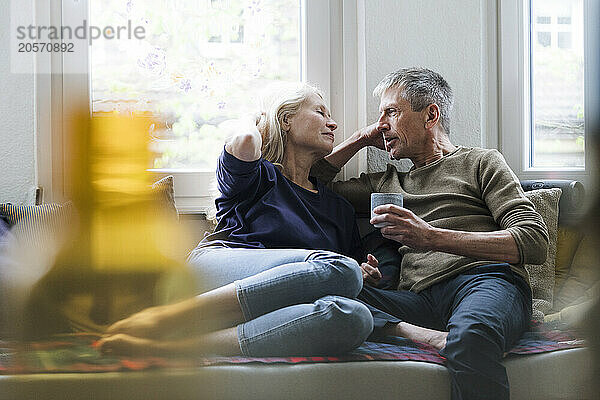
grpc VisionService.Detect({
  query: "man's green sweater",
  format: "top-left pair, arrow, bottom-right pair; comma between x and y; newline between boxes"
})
311,146 -> 549,292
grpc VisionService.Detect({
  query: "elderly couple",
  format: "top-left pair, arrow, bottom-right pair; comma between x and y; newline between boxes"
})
98,68 -> 548,400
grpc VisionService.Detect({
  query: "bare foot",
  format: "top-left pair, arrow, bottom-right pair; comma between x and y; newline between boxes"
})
98,328 -> 241,358
391,322 -> 448,351
105,306 -> 170,339
423,330 -> 448,351
97,334 -> 162,357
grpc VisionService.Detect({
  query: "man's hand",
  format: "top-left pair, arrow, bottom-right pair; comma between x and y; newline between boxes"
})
357,122 -> 386,150
371,204 -> 436,250
360,253 -> 382,286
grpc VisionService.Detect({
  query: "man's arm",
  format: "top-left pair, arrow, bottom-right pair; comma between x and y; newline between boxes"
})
371,205 -> 521,263
370,148 -> 549,265
478,150 -> 549,265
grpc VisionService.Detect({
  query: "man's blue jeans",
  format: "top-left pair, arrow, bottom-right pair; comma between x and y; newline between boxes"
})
358,263 -> 532,400
187,247 -> 373,356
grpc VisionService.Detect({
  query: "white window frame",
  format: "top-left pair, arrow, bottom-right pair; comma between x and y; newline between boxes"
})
498,0 -> 599,187
36,0 -> 367,212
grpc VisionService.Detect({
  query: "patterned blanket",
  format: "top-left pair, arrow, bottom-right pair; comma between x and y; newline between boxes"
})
0,321 -> 585,374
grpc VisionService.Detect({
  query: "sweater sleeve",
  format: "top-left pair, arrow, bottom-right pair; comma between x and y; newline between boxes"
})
311,158 -> 382,214
478,150 -> 549,266
217,146 -> 262,198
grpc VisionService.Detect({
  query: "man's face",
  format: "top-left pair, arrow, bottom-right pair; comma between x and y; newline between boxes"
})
377,87 -> 427,160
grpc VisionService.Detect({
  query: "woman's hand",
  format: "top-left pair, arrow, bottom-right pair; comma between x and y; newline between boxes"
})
360,253 -> 382,286
224,116 -> 262,162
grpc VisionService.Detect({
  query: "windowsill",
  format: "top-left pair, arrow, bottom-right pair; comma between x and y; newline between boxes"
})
174,196 -> 214,216
523,167 -> 586,173
178,210 -> 210,220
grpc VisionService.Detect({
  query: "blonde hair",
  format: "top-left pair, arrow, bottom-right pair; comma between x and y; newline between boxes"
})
257,82 -> 324,166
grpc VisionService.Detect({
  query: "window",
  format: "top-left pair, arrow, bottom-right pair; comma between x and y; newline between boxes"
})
557,32 -> 572,48
36,0 -> 367,209
536,16 -> 551,24
558,16 -> 572,24
530,0 -> 582,167
537,31 -> 551,47
90,0 -> 301,171
499,0 -> 599,184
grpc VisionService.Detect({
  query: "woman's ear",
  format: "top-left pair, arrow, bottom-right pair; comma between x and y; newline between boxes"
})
424,104 -> 440,129
281,114 -> 291,132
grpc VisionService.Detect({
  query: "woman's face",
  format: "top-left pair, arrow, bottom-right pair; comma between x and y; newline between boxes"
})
285,93 -> 338,157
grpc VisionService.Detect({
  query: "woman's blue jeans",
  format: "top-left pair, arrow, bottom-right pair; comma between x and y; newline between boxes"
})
187,247 -> 373,356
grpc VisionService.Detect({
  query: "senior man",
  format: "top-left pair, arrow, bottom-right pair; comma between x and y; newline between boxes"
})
310,67 -> 548,400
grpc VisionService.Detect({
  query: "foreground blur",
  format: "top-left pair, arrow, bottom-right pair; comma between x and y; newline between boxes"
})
1,112 -> 194,340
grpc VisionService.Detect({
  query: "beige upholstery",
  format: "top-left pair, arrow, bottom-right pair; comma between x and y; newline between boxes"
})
0,348 -> 591,400
523,188 -> 561,319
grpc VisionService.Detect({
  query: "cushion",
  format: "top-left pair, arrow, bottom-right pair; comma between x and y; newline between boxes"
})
553,236 -> 600,312
0,217 -> 10,244
0,202 -> 73,247
523,188 -> 562,320
0,203 -> 73,339
151,175 -> 178,219
554,227 -> 584,293
0,176 -> 175,245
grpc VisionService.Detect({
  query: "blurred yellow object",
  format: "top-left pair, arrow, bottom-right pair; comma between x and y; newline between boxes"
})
65,112 -> 185,272
22,111 -> 194,338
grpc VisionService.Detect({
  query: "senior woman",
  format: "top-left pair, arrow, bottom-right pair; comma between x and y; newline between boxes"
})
98,83 -> 374,357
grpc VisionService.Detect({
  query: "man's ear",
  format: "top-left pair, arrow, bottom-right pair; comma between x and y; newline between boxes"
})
424,104 -> 440,129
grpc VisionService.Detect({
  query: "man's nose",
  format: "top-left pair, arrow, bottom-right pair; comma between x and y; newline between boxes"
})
327,119 -> 338,131
377,121 -> 390,131
377,113 -> 389,130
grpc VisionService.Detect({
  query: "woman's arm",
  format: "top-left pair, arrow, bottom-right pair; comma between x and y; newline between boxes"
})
224,118 -> 262,162
217,118 -> 264,199
323,123 -> 383,169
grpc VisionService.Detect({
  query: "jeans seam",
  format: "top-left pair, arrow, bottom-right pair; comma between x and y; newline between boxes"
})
237,324 -> 249,355
238,300 -> 338,355
235,280 -> 252,321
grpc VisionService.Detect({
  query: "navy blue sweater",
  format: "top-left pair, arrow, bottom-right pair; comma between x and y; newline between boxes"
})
200,147 -> 363,261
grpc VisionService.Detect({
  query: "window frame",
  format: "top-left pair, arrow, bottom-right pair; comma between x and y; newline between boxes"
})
36,0 -> 367,212
498,0 -> 599,186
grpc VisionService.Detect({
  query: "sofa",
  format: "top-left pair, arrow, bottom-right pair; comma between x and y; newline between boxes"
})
0,178 -> 597,400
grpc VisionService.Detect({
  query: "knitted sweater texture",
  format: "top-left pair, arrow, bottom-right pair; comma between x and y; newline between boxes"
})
311,147 -> 549,292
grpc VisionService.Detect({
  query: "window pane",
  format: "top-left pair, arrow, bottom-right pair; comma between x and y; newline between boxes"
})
537,31 -> 551,47
557,16 -> 572,24
558,32 -> 572,49
536,16 -> 551,24
91,0 -> 301,170
530,0 -> 584,168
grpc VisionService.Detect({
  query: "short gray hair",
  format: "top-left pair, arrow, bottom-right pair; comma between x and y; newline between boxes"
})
373,67 -> 454,135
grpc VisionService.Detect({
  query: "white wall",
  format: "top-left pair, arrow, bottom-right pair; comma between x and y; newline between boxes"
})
0,2 -> 36,205
363,0 -> 497,172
